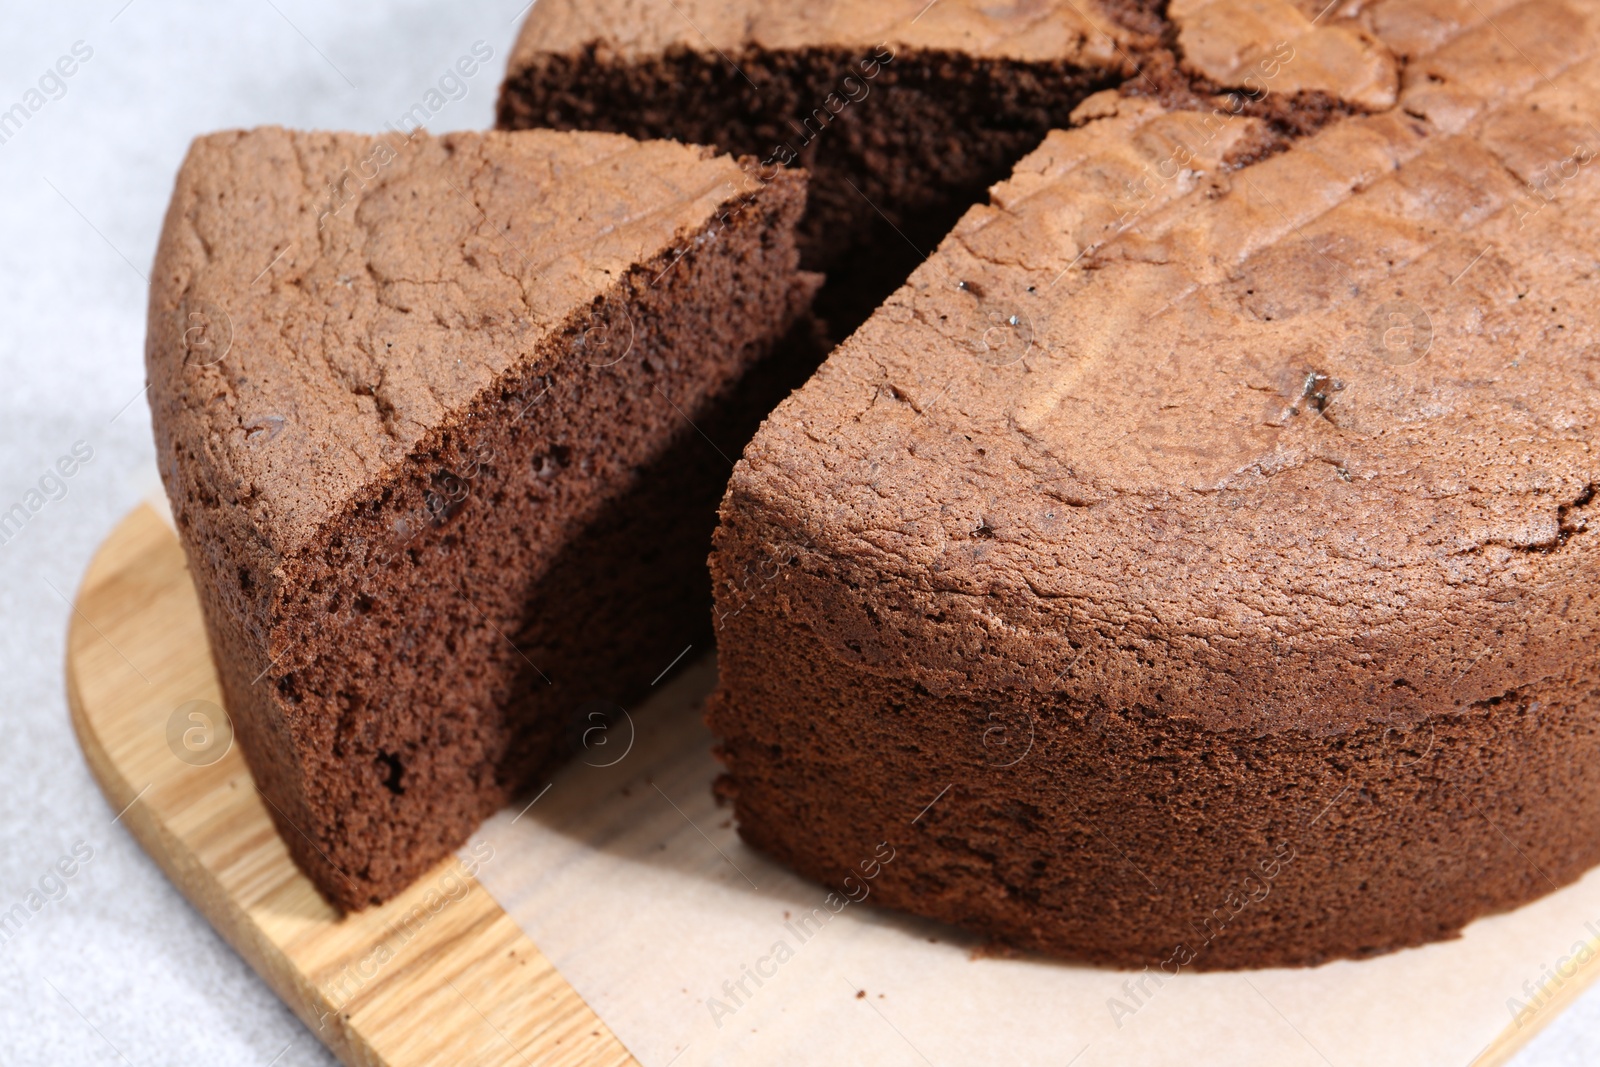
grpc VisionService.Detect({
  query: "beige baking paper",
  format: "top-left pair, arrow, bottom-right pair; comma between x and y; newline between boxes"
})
467,656 -> 1599,1067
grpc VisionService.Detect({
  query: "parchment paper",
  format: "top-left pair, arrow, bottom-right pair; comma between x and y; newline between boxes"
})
469,656 -> 1600,1067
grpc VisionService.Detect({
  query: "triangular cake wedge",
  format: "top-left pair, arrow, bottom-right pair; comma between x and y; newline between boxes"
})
147,127 -> 810,908
707,1 -> 1600,968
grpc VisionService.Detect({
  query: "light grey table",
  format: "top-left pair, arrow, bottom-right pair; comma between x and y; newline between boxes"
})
0,3 -> 1590,1064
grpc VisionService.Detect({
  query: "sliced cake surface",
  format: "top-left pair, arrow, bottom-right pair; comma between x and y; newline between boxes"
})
149,127 -> 809,907
710,0 -> 1600,968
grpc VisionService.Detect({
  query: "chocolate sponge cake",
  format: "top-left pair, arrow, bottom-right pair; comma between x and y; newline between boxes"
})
148,127 -> 810,907
709,0 -> 1600,968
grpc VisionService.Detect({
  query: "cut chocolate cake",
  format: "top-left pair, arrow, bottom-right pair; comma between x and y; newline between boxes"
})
497,0 -> 1157,335
708,0 -> 1600,968
147,127 -> 811,907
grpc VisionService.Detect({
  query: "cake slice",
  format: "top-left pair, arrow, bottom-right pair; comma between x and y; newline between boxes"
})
147,127 -> 810,908
709,0 -> 1600,968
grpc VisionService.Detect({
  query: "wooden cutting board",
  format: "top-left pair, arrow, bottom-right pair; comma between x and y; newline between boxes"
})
65,505 -> 1582,1067
66,504 -> 639,1067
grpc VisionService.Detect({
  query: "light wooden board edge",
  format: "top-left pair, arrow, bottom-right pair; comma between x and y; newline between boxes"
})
65,505 -> 639,1067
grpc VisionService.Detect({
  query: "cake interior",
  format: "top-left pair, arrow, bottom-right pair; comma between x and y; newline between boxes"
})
241,176 -> 813,906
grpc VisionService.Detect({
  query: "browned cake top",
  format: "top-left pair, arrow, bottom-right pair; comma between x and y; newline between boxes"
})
1171,0 -> 1399,107
730,0 -> 1600,732
509,0 -> 1151,69
147,127 -> 760,554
